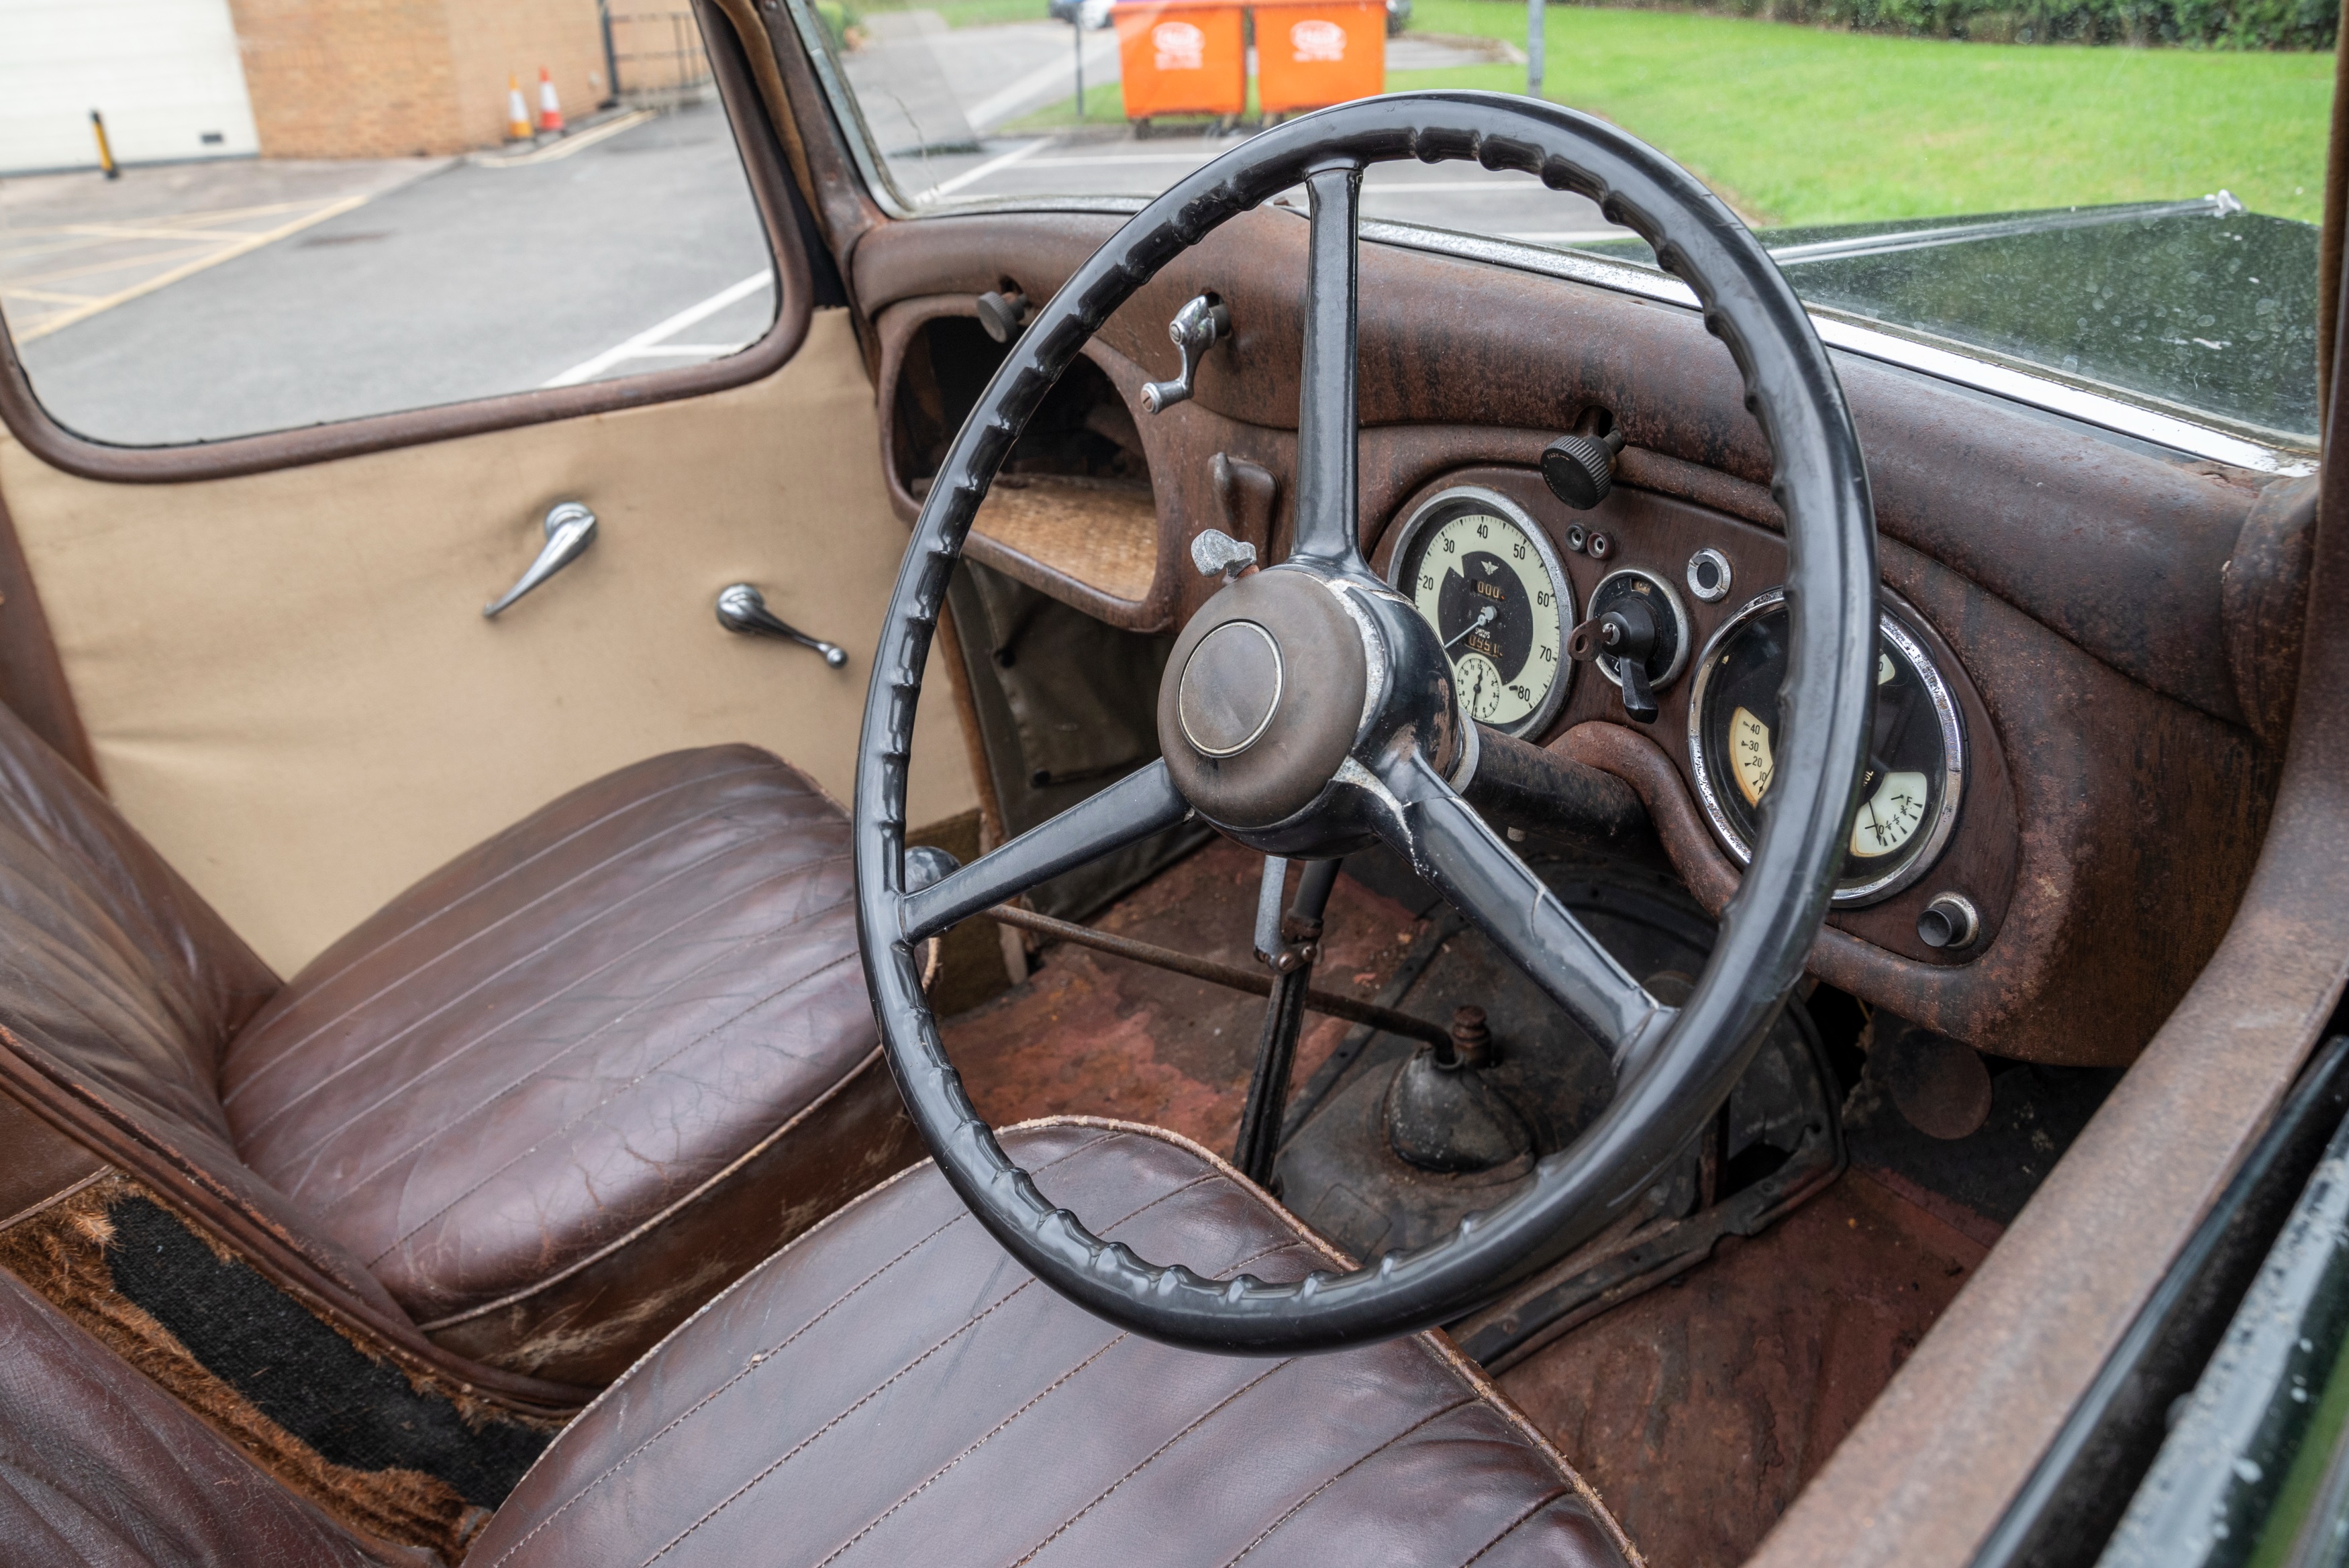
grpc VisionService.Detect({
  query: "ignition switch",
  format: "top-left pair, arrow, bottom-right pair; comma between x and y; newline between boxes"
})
1568,567 -> 1691,724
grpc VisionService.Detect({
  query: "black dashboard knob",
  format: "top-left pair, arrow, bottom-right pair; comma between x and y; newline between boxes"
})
975,290 -> 1030,344
1540,429 -> 1625,511
1917,892 -> 1981,951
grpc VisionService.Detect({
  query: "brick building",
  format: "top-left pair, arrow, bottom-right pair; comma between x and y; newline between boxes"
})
0,0 -> 662,174
228,0 -> 613,159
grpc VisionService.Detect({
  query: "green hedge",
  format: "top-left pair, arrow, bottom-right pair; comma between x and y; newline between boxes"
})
813,0 -> 860,49
1566,0 -> 2336,47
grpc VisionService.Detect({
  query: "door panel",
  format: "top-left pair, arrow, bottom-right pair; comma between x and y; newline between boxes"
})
0,311 -> 974,972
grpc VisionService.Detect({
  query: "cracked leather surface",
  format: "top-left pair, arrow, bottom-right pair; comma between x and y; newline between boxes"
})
0,1268 -> 427,1568
220,747 -> 895,1356
0,702 -> 415,1314
469,1121 -> 1638,1568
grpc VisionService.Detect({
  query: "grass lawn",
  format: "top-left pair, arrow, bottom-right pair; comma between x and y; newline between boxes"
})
1397,1 -> 2332,223
910,0 -> 1064,25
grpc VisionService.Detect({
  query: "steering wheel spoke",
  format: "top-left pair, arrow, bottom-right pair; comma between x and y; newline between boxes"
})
1291,162 -> 1366,575
898,760 -> 1191,943
1374,748 -> 1675,1072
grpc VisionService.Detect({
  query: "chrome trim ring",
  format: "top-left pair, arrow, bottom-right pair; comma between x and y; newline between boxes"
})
1383,484 -> 1576,738
1686,587 -> 1967,908
1588,566 -> 1691,692
1686,547 -> 1733,604
1177,620 -> 1285,757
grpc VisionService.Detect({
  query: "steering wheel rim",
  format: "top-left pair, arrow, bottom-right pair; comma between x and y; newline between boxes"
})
855,91 -> 1877,1355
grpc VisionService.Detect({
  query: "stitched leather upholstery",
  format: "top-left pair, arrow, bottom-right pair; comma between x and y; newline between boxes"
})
219,747 -> 921,1379
469,1122 -> 1637,1568
0,1269 -> 424,1568
0,701 -> 918,1383
0,702 -> 413,1314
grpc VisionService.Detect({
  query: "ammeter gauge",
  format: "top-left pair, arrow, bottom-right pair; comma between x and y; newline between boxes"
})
1687,589 -> 1965,906
1384,487 -> 1575,737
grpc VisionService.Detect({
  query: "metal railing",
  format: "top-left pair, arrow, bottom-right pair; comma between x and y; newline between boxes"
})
603,7 -> 713,106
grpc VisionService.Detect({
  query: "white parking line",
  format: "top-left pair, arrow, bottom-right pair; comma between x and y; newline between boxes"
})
964,34 -> 1124,129
910,138 -> 1056,203
1017,151 -> 1222,168
540,270 -> 774,388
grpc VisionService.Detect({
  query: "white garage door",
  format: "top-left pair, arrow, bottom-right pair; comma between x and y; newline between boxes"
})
0,0 -> 258,175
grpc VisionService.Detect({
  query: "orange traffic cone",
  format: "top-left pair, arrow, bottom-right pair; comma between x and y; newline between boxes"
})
506,74 -> 532,140
537,67 -> 564,134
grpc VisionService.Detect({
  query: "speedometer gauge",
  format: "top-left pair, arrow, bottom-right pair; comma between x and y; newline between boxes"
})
1687,589 -> 1965,907
1384,487 -> 1574,738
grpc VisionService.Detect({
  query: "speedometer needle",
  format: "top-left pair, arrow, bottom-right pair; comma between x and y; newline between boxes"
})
1444,605 -> 1497,651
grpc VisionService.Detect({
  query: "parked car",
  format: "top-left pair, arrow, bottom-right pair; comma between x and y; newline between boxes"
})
0,3 -> 2338,1567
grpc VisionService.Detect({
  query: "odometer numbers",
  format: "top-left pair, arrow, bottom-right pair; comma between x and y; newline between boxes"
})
1385,488 -> 1575,739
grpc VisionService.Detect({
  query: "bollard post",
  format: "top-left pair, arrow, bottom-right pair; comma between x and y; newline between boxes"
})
1526,0 -> 1544,99
89,110 -> 119,180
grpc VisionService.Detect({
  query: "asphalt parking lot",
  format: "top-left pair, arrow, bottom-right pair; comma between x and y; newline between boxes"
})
1,103 -> 777,444
0,21 -> 1630,448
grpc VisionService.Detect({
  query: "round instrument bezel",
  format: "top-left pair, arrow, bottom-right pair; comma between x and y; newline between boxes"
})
1687,587 -> 1966,908
1383,485 -> 1577,739
1587,566 -> 1691,693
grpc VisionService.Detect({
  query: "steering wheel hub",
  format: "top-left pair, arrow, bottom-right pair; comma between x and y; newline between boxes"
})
1174,621 -> 1283,757
1157,567 -> 1370,830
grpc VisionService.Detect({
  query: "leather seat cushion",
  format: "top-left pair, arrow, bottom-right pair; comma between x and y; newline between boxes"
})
218,747 -> 900,1348
468,1120 -> 1637,1568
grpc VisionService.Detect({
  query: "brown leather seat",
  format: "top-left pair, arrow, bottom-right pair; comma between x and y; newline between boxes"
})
0,1120 -> 1636,1568
0,704 -> 918,1386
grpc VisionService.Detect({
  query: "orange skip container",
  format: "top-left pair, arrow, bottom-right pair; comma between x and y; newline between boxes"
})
1252,0 -> 1385,115
1113,0 -> 1247,120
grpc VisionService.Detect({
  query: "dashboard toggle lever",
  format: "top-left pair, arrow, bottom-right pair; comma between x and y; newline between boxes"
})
1190,528 -> 1257,582
715,583 -> 848,668
1140,295 -> 1230,413
1568,600 -> 1661,722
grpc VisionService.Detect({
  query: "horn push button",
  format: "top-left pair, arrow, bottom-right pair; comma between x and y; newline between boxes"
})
1158,568 -> 1369,831
1177,622 -> 1283,757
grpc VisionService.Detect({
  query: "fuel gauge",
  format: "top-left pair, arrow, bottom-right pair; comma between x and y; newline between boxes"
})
1687,590 -> 1966,906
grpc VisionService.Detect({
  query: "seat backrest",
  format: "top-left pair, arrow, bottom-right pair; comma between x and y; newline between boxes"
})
0,699 -> 277,1153
0,1266 -> 419,1567
0,702 -> 417,1316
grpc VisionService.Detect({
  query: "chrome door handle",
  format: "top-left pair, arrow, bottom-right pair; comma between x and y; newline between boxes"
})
484,502 -> 597,618
715,583 -> 848,668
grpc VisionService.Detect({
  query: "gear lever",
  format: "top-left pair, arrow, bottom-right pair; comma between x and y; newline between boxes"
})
1232,856 -> 1340,1186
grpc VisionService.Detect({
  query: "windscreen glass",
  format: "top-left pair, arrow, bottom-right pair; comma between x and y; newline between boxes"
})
801,0 -> 2333,449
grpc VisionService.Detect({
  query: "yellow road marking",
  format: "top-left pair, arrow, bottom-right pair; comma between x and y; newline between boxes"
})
0,287 -> 99,305
12,242 -> 235,289
15,193 -> 375,344
51,224 -> 297,243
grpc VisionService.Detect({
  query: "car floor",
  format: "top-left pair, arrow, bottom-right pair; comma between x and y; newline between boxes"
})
942,837 -> 1995,1568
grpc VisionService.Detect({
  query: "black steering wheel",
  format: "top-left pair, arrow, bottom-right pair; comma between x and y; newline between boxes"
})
855,91 -> 1877,1355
